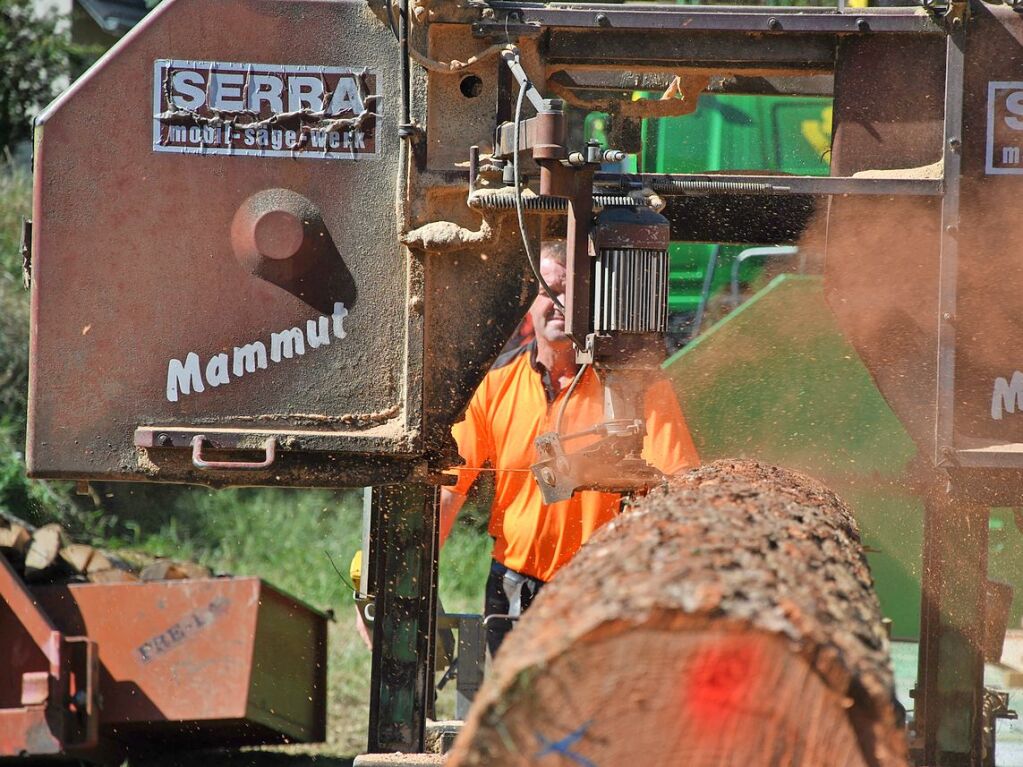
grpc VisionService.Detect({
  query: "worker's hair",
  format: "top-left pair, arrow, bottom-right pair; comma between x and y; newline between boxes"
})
540,239 -> 566,266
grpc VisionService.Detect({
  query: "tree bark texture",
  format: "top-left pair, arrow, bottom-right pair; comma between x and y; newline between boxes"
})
447,460 -> 908,767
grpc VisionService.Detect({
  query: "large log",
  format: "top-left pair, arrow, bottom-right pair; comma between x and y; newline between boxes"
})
448,460 -> 908,767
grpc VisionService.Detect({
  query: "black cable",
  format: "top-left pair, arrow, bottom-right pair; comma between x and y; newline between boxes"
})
325,551 -> 358,594
555,362 -> 589,435
512,71 -> 566,312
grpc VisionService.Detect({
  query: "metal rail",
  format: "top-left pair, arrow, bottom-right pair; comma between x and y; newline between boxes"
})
934,27 -> 965,467
595,173 -> 944,197
466,2 -> 944,35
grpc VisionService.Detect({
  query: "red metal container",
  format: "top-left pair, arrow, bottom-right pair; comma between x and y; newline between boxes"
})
33,577 -> 328,746
1,573 -> 327,760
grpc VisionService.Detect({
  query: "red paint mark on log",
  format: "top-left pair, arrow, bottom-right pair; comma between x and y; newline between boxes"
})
686,642 -> 758,726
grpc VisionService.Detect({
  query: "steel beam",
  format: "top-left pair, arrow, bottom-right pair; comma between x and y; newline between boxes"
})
934,27 -> 965,466
596,172 -> 944,197
544,30 -> 839,70
549,70 -> 836,98
367,484 -> 439,754
468,2 -> 943,35
915,495 -> 987,766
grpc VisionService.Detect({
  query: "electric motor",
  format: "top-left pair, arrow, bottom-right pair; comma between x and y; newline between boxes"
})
591,207 -> 671,335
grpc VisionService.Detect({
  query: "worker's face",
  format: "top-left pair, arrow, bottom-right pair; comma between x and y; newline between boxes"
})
529,256 -> 571,349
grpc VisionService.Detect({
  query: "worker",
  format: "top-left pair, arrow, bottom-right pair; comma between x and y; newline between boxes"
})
441,241 -> 700,655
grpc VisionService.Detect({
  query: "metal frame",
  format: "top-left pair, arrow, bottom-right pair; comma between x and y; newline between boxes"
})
455,7 -> 993,764
436,613 -> 486,720
367,484 -> 439,753
595,172 -> 943,197
936,27 -> 966,468
463,2 -> 944,35
0,555 -> 98,757
915,496 -> 988,765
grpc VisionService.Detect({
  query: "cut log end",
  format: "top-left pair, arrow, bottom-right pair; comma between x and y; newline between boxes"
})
457,624 -> 890,767
24,523 -> 66,579
449,460 -> 908,767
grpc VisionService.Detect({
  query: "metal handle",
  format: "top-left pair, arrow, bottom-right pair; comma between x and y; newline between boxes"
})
190,435 -> 276,470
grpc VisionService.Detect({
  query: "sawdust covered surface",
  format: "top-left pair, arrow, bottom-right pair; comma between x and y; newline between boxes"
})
490,458 -> 895,709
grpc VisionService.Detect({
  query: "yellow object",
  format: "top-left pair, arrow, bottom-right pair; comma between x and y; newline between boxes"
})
800,106 -> 833,162
350,549 -> 362,594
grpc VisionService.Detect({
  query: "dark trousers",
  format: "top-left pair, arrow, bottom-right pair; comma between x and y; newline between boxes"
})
484,559 -> 544,656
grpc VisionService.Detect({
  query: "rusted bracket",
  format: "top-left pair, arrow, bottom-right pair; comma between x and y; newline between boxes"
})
0,555 -> 99,756
944,0 -> 969,30
921,0 -> 969,30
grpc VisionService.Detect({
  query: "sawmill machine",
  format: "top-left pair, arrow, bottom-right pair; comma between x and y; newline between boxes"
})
18,0 -> 1023,761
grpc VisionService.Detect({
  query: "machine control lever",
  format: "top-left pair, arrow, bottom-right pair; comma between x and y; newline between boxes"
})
500,48 -> 560,113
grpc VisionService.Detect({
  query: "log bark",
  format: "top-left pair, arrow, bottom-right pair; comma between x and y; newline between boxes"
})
448,460 -> 908,767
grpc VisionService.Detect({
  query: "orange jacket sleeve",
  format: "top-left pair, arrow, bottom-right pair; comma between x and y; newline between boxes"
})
641,378 -> 700,477
450,375 -> 494,496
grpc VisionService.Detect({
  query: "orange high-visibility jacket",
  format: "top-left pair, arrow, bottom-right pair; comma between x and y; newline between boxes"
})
451,344 -> 700,583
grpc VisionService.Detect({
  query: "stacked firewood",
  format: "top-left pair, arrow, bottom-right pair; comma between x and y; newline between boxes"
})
0,512 -> 211,584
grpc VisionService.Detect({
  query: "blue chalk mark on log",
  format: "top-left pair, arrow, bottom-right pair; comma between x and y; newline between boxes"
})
535,720 -> 595,767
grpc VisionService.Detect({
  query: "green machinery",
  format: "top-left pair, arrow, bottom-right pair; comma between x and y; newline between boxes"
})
643,94 -> 832,325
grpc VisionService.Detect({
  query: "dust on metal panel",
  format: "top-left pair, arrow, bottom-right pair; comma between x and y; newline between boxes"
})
153,59 -> 381,159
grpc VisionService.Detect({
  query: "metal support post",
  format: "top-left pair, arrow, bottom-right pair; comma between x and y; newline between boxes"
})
367,483 -> 439,753
934,27 -> 965,465
914,496 -> 988,766
455,615 -> 485,720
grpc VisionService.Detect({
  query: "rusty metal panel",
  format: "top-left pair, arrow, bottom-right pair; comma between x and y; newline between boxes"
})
0,556 -> 99,758
951,4 -> 1023,455
32,577 -> 327,745
826,34 -> 944,464
827,8 -> 1023,482
28,0 -> 417,484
